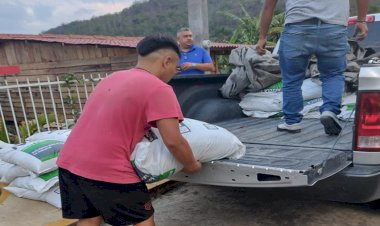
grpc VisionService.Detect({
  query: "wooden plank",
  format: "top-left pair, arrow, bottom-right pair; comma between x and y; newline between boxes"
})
94,46 -> 102,58
18,64 -> 112,76
32,43 -> 42,63
107,48 -> 115,57
12,42 -> 24,64
0,45 -> 9,65
87,46 -> 97,59
40,43 -> 57,63
110,55 -> 138,64
81,45 -> 90,59
111,62 -> 136,71
101,47 -> 108,57
77,46 -> 84,60
4,43 -> 18,65
20,57 -> 112,70
24,42 -> 36,64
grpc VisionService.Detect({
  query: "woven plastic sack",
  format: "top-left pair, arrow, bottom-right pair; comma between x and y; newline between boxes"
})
5,185 -> 61,208
0,140 -> 63,174
131,118 -> 246,183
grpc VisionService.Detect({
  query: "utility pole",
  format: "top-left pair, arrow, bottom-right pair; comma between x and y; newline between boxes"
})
187,0 -> 209,46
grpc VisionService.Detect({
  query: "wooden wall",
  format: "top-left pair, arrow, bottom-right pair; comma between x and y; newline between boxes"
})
0,40 -> 137,82
0,40 -> 137,123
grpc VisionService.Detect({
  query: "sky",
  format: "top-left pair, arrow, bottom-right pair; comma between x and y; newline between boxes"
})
0,0 -> 139,34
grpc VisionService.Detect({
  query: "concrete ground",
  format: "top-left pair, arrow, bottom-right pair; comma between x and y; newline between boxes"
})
0,180 -> 170,226
2,181 -> 380,226
152,183 -> 380,226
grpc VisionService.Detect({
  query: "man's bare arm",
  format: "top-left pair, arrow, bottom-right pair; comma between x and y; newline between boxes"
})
256,0 -> 278,55
354,0 -> 369,41
181,62 -> 215,72
156,118 -> 201,173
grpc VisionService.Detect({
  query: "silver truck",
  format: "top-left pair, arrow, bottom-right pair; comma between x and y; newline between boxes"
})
169,14 -> 380,203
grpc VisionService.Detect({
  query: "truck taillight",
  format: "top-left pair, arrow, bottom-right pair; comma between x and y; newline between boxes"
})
354,92 -> 380,151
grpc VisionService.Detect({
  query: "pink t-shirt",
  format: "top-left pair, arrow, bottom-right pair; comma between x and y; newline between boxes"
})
56,69 -> 183,184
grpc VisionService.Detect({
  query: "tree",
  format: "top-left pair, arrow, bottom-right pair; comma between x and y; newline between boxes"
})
219,4 -> 284,45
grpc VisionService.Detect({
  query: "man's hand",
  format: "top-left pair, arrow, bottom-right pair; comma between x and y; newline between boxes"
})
256,38 -> 267,55
180,62 -> 193,71
354,22 -> 368,41
156,118 -> 201,174
182,161 -> 202,174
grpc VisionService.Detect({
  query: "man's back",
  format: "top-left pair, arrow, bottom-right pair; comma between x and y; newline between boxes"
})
285,0 -> 349,26
57,68 -> 182,184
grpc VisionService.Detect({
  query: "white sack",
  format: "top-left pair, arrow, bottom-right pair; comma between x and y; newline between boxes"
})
0,160 -> 29,183
131,118 -> 246,183
301,98 -> 324,118
338,93 -> 356,120
0,140 -> 13,150
240,92 -> 282,113
26,129 -> 71,142
0,140 -> 63,175
6,169 -> 59,193
5,185 -> 61,208
0,159 -> 13,180
240,79 -> 322,118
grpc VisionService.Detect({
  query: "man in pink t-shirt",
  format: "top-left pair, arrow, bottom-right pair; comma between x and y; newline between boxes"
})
57,35 -> 201,226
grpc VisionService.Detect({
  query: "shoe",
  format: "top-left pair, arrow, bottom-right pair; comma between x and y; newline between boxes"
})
320,111 -> 342,135
277,122 -> 302,133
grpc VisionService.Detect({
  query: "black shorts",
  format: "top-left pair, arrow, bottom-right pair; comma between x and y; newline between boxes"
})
58,168 -> 154,225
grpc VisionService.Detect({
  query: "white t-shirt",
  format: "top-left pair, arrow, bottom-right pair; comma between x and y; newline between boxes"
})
285,0 -> 349,26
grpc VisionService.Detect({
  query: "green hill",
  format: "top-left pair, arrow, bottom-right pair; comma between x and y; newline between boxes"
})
43,0 -> 380,41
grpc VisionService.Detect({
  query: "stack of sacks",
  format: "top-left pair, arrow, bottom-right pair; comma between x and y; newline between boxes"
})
131,118 -> 246,183
239,78 -> 323,118
0,138 -> 65,208
25,129 -> 71,142
0,141 -> 29,183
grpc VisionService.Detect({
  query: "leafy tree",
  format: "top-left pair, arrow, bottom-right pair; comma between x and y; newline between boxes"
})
219,4 -> 284,45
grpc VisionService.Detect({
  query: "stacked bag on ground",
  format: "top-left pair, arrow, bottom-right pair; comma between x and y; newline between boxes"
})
0,129 -> 71,208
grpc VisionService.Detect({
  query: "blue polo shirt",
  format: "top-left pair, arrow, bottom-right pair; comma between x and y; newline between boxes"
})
178,45 -> 212,75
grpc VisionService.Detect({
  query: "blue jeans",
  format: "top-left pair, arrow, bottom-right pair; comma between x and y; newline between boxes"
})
279,23 -> 348,124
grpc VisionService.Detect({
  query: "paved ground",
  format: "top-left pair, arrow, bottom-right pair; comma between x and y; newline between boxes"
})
2,181 -> 380,226
152,183 -> 380,226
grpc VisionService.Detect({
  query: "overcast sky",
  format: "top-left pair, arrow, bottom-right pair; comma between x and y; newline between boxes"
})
0,0 -> 138,34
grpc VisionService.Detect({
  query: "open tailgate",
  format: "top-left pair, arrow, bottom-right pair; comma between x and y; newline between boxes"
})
171,118 -> 352,187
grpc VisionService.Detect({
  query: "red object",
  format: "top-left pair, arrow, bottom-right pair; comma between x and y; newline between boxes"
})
348,15 -> 375,25
354,92 -> 380,151
0,65 -> 20,76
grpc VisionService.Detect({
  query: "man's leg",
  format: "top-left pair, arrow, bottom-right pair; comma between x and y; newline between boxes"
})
77,216 -> 103,226
278,24 -> 312,129
316,24 -> 347,135
135,215 -> 155,226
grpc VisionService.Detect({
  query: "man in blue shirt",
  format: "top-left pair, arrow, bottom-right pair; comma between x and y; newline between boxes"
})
177,27 -> 215,75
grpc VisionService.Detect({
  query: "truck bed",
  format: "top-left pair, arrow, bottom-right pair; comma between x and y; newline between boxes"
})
171,117 -> 353,187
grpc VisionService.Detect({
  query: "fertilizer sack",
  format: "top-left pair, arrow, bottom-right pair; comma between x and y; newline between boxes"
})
0,160 -> 29,183
0,140 -> 64,175
131,118 -> 246,183
6,169 -> 59,193
5,185 -> 61,208
26,129 -> 71,142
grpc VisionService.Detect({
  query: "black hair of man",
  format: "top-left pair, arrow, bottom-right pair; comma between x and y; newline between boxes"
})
137,34 -> 180,58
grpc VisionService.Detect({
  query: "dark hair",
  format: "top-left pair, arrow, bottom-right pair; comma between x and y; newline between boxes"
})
137,34 -> 180,58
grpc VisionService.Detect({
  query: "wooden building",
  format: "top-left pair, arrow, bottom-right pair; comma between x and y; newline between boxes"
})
0,34 -> 239,81
0,34 -> 239,123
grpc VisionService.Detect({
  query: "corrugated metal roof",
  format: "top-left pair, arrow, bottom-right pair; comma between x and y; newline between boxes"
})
0,33 -> 241,50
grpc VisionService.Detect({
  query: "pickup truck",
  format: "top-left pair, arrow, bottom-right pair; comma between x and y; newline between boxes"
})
168,14 -> 380,203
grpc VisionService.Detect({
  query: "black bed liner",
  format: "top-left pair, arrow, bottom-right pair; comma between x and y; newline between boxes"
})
171,118 -> 353,187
